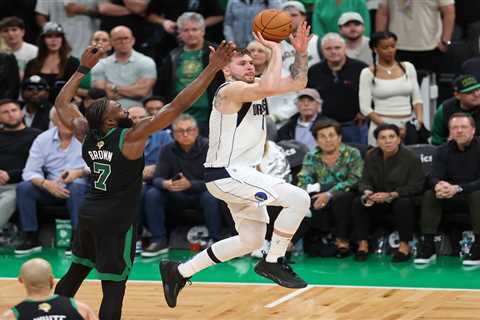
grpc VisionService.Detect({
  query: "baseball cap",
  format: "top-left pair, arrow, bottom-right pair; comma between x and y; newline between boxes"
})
338,12 -> 364,26
41,22 -> 64,36
22,75 -> 49,90
452,75 -> 480,93
281,1 -> 306,14
296,88 -> 322,103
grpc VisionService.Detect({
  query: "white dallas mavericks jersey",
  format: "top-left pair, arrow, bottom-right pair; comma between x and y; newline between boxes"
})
205,83 -> 269,168
268,34 -> 321,122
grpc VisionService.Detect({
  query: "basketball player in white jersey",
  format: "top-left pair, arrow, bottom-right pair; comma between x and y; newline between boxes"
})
160,22 -> 311,308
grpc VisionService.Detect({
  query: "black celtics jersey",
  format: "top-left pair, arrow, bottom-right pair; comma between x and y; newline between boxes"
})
12,295 -> 84,320
80,128 -> 144,230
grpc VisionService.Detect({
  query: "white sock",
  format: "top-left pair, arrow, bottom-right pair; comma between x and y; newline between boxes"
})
178,249 -> 215,278
178,234 -> 259,278
266,232 -> 291,263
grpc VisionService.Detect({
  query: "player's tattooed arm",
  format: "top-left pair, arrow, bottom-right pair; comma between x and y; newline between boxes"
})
288,20 -> 310,86
290,53 -> 308,82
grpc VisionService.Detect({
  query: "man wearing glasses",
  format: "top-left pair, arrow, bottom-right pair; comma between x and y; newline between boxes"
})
91,25 -> 156,109
142,113 -> 221,257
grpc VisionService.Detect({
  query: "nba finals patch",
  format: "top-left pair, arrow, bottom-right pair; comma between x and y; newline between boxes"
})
38,303 -> 51,313
97,141 -> 105,149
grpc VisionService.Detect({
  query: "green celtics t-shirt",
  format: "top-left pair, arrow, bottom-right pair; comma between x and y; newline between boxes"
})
175,50 -> 209,122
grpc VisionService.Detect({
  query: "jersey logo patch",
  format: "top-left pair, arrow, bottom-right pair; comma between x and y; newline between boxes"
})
96,141 -> 105,149
254,191 -> 268,202
252,99 -> 268,116
38,303 -> 51,313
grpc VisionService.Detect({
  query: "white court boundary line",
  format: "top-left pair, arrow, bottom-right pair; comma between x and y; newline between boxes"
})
264,286 -> 312,308
2,277 -> 480,292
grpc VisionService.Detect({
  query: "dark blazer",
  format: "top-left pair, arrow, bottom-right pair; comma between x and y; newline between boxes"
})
359,145 -> 425,197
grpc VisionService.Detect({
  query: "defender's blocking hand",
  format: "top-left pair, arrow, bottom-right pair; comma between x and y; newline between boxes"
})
208,41 -> 237,70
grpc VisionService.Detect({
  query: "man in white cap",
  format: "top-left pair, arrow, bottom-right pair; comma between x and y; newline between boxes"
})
267,1 -> 322,125
338,12 -> 373,66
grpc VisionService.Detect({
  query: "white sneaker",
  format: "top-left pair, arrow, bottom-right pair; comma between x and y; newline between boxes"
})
251,240 -> 270,259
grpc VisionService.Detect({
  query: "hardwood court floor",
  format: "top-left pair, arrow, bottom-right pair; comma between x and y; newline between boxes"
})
2,249 -> 480,319
1,279 -> 480,319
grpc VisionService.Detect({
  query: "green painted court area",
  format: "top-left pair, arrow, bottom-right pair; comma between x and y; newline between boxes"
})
2,249 -> 480,290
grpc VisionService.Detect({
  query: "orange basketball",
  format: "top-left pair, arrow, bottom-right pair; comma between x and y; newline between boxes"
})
252,9 -> 293,42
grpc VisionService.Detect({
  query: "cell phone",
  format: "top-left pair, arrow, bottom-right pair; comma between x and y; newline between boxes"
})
172,173 -> 182,181
61,171 -> 69,180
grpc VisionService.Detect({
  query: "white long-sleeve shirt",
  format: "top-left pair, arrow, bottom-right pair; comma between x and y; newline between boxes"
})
359,61 -> 423,117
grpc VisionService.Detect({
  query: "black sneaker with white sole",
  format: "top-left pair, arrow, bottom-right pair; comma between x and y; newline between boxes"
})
14,239 -> 41,255
414,239 -> 436,264
142,241 -> 169,258
159,261 -> 190,308
463,242 -> 480,266
254,257 -> 307,289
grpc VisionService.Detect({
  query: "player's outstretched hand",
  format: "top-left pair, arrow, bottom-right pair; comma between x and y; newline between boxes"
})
252,31 -> 281,51
289,21 -> 311,56
80,44 -> 105,69
208,41 -> 236,70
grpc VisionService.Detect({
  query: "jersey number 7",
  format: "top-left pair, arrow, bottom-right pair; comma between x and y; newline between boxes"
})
93,162 -> 111,191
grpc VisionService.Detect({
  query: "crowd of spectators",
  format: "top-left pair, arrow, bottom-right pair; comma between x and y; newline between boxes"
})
1,0 -> 480,267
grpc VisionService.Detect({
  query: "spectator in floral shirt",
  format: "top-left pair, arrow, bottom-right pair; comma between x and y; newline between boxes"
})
297,119 -> 363,258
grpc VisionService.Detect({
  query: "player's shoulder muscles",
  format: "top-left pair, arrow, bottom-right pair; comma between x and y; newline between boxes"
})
218,80 -> 265,107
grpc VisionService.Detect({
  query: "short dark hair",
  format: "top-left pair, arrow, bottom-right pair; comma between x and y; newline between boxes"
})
0,99 -> 21,110
312,119 -> 342,138
448,112 -> 476,128
373,123 -> 400,139
231,47 -> 252,60
143,95 -> 166,106
0,16 -> 25,30
85,98 -> 109,137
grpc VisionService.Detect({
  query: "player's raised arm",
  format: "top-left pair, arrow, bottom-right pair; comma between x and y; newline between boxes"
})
124,41 -> 236,141
55,45 -> 105,141
221,22 -> 310,104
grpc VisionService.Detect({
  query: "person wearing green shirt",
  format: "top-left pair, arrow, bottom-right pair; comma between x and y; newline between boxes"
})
312,0 -> 370,40
297,119 -> 363,258
431,75 -> 480,145
156,12 -> 220,137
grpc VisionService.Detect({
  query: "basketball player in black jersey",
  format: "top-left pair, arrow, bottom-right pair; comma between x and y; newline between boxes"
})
51,42 -> 235,319
1,258 -> 96,320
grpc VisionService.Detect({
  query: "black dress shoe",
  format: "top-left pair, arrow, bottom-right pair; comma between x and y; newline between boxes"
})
336,247 -> 350,259
391,251 -> 411,263
354,250 -> 368,262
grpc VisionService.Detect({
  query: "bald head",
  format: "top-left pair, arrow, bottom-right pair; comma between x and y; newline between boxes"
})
111,26 -> 133,38
19,259 -> 54,292
110,25 -> 134,55
128,106 -> 147,124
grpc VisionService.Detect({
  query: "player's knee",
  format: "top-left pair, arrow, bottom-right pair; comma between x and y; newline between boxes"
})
288,187 -> 310,214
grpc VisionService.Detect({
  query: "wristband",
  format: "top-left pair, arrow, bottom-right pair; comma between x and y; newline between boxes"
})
77,65 -> 91,75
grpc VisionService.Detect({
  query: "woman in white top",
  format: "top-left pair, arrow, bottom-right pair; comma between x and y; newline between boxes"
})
359,31 -> 424,146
